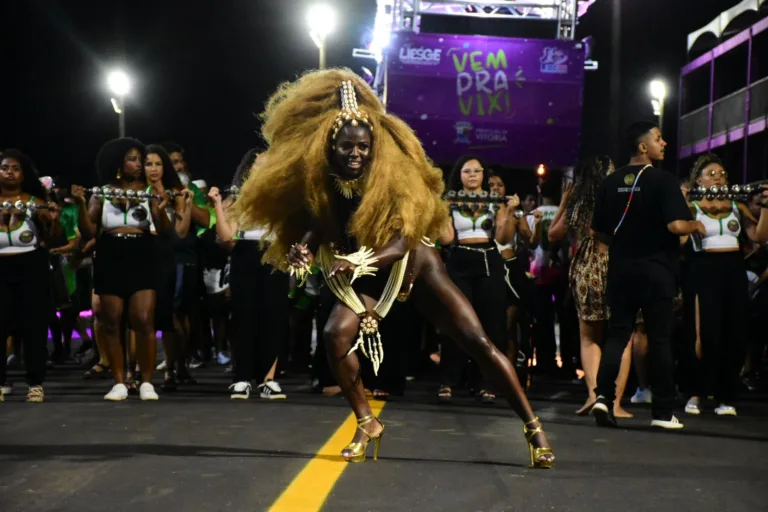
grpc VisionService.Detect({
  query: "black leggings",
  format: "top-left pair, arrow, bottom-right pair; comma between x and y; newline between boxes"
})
687,251 -> 748,403
441,244 -> 507,390
230,240 -> 288,383
0,249 -> 52,386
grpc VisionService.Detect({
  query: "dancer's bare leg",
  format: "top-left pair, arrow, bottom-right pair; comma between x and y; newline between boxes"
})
322,301 -> 383,455
410,247 -> 552,462
576,318 -> 603,414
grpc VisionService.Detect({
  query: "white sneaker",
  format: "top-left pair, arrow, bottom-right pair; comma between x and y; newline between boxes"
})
714,404 -> 737,416
156,360 -> 167,371
630,388 -> 652,404
229,381 -> 252,400
1,383 -> 12,396
104,383 -> 129,401
217,352 -> 231,365
650,415 -> 684,429
258,380 -> 286,400
139,383 -> 159,401
685,398 -> 701,415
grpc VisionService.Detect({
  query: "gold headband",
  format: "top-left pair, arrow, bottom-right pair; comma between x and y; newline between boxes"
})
330,80 -> 373,141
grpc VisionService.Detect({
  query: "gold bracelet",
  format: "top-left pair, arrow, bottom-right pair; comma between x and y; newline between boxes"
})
287,243 -> 312,287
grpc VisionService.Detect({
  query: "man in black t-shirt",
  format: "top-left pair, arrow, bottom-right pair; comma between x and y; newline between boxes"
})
590,121 -> 705,429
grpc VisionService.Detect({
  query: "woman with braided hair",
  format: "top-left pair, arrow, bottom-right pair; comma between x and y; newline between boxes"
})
548,156 -> 634,418
234,69 -> 554,468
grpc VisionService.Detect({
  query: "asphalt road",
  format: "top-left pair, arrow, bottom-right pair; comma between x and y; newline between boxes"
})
1,363 -> 767,512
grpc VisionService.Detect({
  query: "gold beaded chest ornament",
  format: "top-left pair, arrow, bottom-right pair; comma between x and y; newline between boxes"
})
329,80 -> 374,199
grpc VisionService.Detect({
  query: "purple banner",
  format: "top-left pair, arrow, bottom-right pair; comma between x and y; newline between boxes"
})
385,33 -> 586,169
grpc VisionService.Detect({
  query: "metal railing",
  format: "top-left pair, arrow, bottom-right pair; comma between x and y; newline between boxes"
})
679,76 -> 768,150
392,0 -> 579,39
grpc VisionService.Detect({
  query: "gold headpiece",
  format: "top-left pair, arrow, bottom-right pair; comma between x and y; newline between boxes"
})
330,80 -> 373,141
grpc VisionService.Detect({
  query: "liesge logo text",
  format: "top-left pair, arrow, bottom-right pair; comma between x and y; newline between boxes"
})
399,46 -> 442,66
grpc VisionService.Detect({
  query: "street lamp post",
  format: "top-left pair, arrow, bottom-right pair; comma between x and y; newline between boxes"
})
307,4 -> 336,70
107,69 -> 131,138
649,79 -> 667,133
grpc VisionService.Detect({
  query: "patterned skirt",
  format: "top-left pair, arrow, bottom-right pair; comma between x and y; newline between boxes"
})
568,236 -> 609,322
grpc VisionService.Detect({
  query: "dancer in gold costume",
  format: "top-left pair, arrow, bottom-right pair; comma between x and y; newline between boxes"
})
234,69 -> 554,468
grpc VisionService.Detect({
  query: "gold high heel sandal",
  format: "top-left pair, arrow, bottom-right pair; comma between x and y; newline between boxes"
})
523,416 -> 555,469
342,414 -> 384,463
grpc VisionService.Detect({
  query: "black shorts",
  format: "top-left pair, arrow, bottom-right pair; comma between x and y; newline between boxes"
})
93,234 -> 157,299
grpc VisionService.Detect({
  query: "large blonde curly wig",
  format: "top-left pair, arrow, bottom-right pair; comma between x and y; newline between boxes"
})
234,68 -> 449,271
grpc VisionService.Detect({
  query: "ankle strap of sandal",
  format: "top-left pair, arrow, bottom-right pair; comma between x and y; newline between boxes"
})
357,414 -> 376,426
524,416 -> 541,427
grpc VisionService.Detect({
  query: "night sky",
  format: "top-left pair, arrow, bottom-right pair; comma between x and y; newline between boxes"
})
3,0 -> 731,189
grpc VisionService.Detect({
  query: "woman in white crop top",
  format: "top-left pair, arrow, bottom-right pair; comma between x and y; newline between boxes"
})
0,149 -> 62,403
209,149 -> 288,400
71,138 -> 176,402
684,154 -> 768,417
435,156 -> 521,404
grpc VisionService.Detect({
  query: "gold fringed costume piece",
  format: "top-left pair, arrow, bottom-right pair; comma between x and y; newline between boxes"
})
332,176 -> 364,199
317,245 -> 409,376
334,246 -> 379,283
288,262 -> 312,287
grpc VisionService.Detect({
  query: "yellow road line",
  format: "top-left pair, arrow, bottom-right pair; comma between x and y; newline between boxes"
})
269,401 -> 386,512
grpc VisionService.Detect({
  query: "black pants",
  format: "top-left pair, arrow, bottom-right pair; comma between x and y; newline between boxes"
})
533,283 -> 558,372
503,257 -> 534,363
596,258 -> 677,419
230,241 -> 288,383
441,244 -> 507,391
688,251 -> 748,403
0,249 -> 52,387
